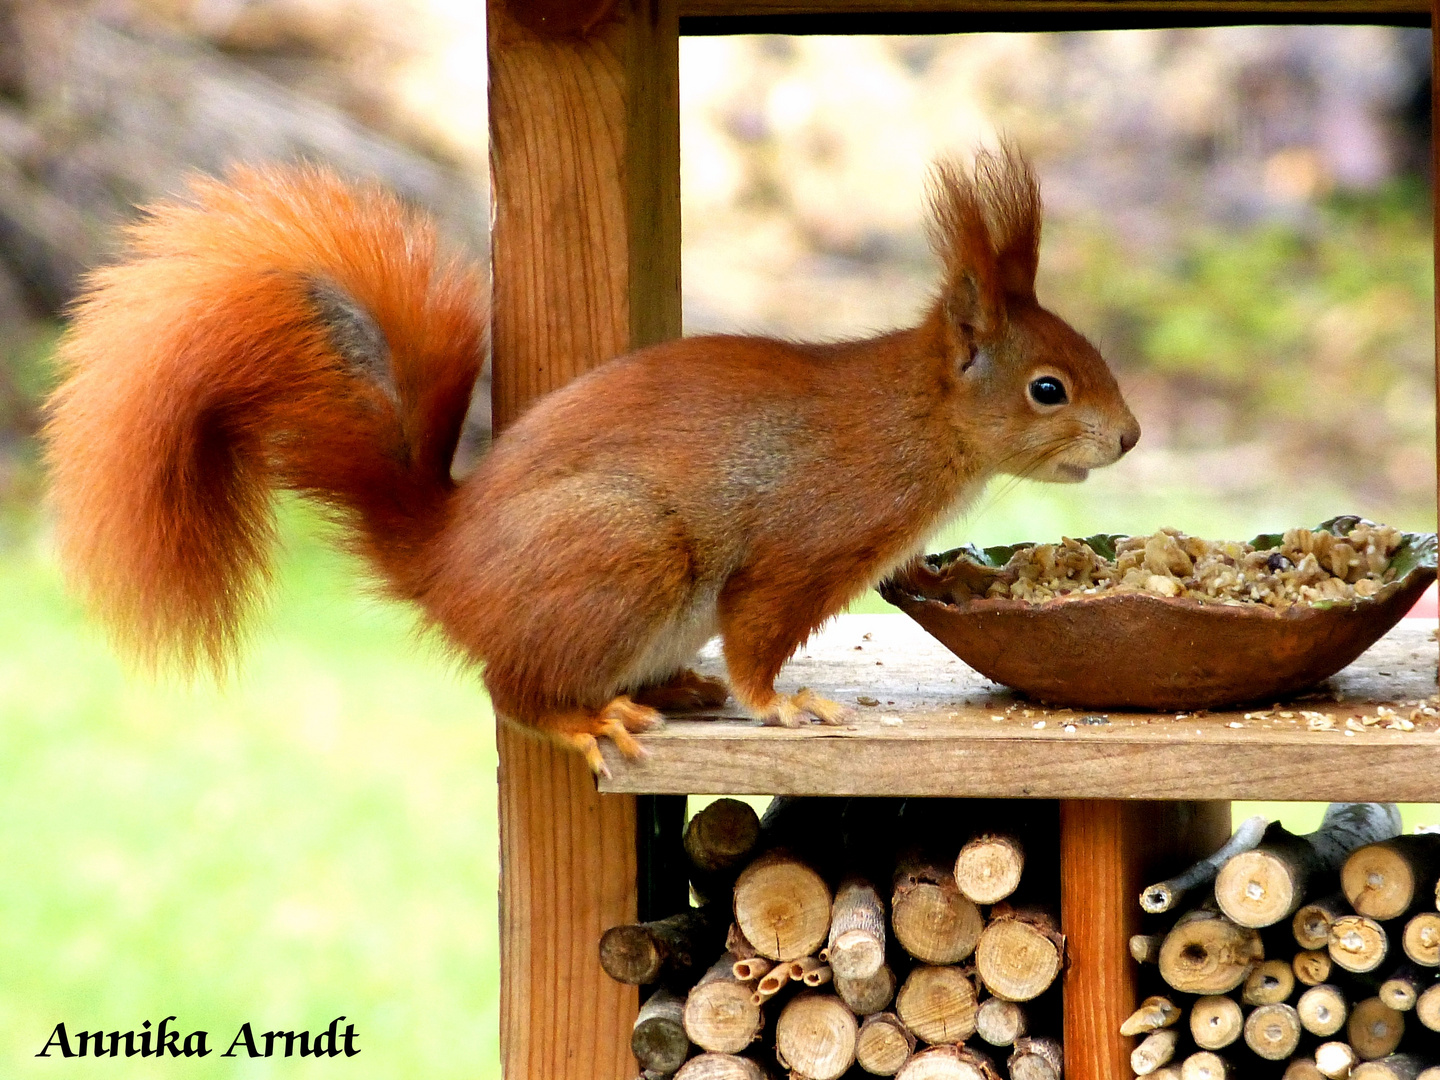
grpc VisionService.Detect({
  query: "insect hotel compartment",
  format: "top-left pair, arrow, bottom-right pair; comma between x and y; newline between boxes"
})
602,797 -> 1073,1080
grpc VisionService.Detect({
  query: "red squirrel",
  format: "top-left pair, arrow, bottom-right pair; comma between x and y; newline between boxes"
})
44,146 -> 1139,775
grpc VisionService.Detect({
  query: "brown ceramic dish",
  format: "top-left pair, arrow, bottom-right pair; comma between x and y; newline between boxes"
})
880,518 -> 1437,711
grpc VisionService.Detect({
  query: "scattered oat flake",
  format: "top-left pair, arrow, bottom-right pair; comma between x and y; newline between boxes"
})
1345,730 -> 1357,737
1346,718 -> 1366,732
880,715 -> 903,726
1064,724 -> 1077,733
1307,715 -> 1335,731
1032,720 -> 1046,729
991,715 -> 1005,722
1228,722 -> 1244,728
1391,717 -> 1416,731
1278,711 -> 1295,718
856,695 -> 879,707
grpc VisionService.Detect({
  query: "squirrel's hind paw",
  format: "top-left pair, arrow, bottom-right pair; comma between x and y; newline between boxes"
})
547,696 -> 663,777
632,669 -> 730,710
755,687 -> 854,728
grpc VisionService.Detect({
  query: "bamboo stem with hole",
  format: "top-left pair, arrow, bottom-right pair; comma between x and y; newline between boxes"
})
1348,996 -> 1406,1060
1189,995 -> 1243,1050
1298,983 -> 1349,1037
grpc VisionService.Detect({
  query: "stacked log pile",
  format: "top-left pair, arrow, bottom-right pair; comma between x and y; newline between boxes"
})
601,798 -> 1067,1080
1127,804 -> 1440,1079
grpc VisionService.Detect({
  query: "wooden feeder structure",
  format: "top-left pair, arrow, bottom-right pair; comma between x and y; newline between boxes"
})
486,1 -> 1439,1077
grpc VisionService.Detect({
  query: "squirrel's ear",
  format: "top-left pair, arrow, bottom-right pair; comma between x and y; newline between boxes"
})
927,159 -> 1003,342
975,143 -> 1041,299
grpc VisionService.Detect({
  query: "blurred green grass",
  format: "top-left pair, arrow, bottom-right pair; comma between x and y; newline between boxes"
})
0,506 -> 502,1078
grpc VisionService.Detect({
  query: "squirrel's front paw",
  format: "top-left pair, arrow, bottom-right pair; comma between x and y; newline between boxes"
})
756,688 -> 854,728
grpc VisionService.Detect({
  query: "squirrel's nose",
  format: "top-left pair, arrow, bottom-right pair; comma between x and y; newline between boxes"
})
1119,426 -> 1140,456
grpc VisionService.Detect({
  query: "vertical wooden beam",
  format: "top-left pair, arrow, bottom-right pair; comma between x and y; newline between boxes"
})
1059,800 -> 1231,1080
488,3 -> 680,1078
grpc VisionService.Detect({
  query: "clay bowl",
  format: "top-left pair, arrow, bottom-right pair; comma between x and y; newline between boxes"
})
880,519 -> 1436,712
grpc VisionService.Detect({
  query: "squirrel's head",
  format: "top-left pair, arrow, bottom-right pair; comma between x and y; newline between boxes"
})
928,145 -> 1140,484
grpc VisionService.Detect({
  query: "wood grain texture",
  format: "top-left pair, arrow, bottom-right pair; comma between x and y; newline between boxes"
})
1061,801 -> 1232,1080
598,615 -> 1440,798
488,2 -> 679,1078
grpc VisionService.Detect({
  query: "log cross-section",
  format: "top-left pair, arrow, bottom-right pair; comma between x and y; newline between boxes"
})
488,3 -> 680,1078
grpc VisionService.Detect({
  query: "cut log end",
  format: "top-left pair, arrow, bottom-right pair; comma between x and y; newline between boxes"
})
977,996 -> 1029,1045
1343,840 -> 1422,921
1180,1050 -> 1233,1080
1008,1036 -> 1063,1080
1330,914 -> 1390,974
895,1045 -> 1002,1080
975,909 -> 1062,1002
674,1053 -> 772,1080
1315,1040 -> 1359,1079
1294,948 -> 1333,986
1158,908 -> 1263,995
734,851 -> 832,962
685,798 -> 762,876
954,834 -> 1025,905
1402,912 -> 1440,968
774,992 -> 857,1080
892,862 -> 983,966
835,963 -> 897,1016
1416,982 -> 1440,1031
684,952 -> 764,1055
1284,1059 -> 1327,1080
895,964 -> 979,1046
633,988 -> 690,1074
855,1012 -> 916,1077
1243,958 -> 1296,1006
1215,848 -> 1299,929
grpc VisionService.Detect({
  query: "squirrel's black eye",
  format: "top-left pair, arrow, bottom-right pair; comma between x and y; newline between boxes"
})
1028,376 -> 1068,406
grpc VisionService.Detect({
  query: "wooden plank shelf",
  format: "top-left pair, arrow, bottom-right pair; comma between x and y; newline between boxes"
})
598,613 -> 1440,800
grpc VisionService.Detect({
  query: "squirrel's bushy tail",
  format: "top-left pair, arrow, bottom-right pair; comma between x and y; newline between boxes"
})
44,164 -> 486,674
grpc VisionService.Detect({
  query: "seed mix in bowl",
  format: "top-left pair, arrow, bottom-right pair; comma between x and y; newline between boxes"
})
977,519 -> 1408,607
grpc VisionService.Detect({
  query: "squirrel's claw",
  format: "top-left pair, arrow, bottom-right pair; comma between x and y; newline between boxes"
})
756,688 -> 854,728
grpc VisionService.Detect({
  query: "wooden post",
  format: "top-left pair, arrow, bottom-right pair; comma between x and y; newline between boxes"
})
1059,800 -> 1231,1080
488,2 -> 680,1077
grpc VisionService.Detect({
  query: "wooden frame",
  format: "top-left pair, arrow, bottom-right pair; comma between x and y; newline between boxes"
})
487,3 -> 1438,1078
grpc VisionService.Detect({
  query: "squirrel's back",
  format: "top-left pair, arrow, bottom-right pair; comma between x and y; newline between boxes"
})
44,164 -> 487,673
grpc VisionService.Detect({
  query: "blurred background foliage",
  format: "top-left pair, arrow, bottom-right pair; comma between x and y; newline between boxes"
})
0,5 -> 1434,1079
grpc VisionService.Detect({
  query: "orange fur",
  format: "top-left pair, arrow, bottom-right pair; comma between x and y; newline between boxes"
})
44,150 -> 1139,770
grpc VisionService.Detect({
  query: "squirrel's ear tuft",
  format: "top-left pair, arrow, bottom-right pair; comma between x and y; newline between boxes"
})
928,158 -> 1003,340
975,142 -> 1042,299
927,143 -> 1043,342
